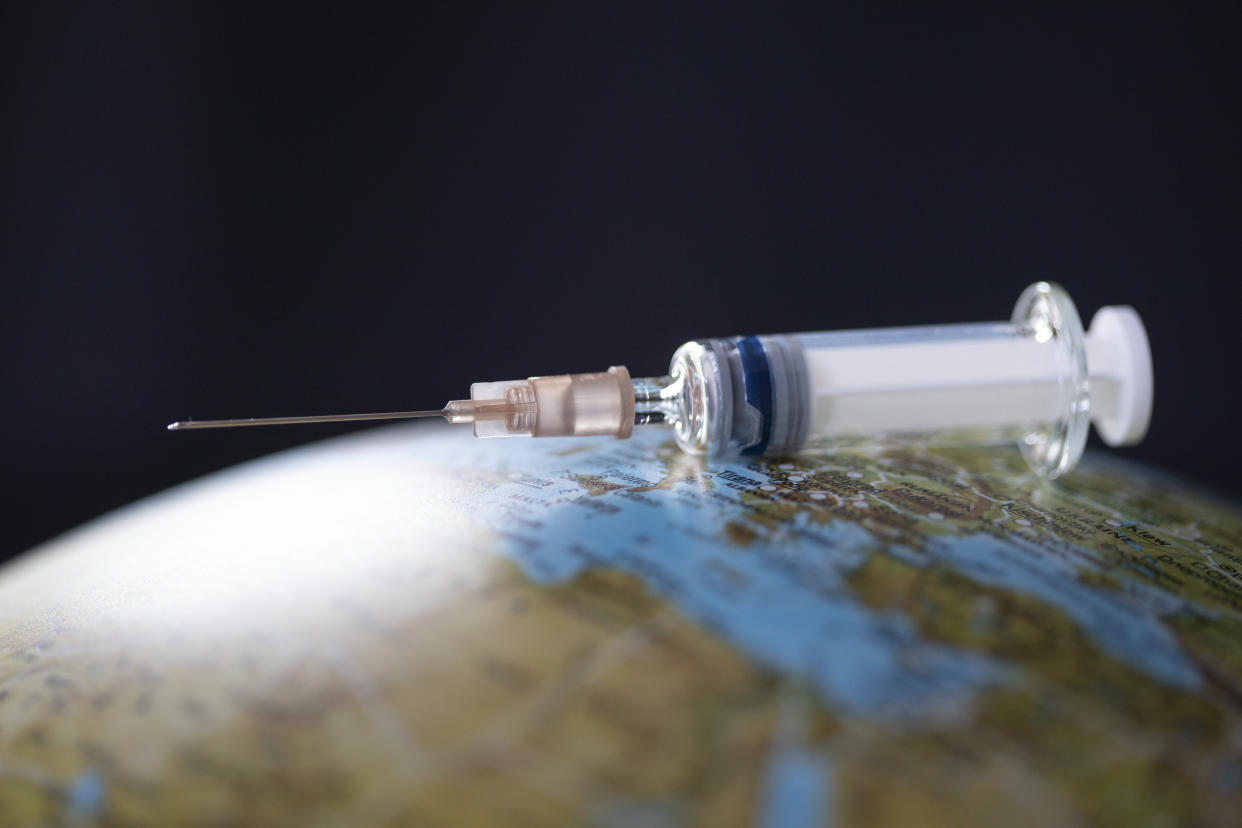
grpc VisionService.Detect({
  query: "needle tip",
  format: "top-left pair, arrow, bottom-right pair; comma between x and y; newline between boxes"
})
167,421 -> 185,431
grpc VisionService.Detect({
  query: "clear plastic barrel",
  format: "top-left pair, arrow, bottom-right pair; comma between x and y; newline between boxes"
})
659,282 -> 1093,476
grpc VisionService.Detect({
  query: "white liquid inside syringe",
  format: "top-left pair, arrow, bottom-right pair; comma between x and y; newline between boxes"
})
795,323 -> 1064,440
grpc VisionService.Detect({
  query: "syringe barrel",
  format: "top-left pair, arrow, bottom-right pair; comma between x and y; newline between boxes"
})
665,282 -> 1150,477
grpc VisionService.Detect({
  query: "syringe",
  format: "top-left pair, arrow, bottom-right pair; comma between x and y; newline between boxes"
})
169,282 -> 1152,477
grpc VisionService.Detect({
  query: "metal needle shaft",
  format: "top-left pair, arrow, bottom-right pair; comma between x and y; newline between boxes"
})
167,410 -> 445,430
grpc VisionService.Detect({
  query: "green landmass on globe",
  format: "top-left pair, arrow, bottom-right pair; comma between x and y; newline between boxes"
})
0,423 -> 1239,826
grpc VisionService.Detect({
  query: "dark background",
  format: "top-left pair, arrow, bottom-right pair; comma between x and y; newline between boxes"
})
3,3 -> 1239,560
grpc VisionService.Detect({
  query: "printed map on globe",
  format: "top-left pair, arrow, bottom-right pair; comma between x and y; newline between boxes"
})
1,423 -> 1240,826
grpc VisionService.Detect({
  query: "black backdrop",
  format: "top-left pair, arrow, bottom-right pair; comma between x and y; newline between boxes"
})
3,4 -> 1240,560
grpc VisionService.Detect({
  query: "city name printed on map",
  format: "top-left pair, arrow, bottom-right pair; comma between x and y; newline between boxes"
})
1097,521 -> 1170,549
1171,556 -> 1242,586
1153,554 -> 1242,610
712,468 -> 879,498
714,469 -> 767,490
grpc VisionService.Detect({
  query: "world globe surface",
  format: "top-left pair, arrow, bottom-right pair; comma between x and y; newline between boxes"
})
1,423 -> 1240,826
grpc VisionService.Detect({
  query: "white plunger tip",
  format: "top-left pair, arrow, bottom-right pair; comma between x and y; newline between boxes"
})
1087,306 -> 1153,447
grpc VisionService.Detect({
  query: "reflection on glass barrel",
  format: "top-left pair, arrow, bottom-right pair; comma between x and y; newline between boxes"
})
1,422 -> 1240,826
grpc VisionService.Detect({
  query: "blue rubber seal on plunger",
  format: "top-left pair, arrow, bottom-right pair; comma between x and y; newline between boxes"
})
736,336 -> 773,455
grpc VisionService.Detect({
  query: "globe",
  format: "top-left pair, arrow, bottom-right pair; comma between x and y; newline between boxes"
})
1,423 -> 1240,826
